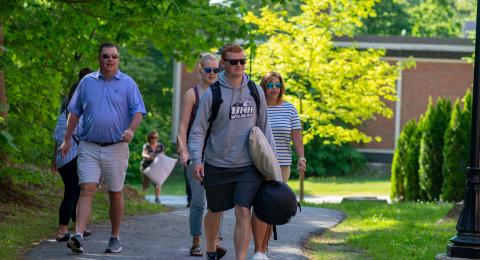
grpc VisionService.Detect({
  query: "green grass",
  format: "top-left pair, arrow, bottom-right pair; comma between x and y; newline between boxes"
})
287,176 -> 390,196
133,173 -> 391,197
0,167 -> 166,260
307,201 -> 456,259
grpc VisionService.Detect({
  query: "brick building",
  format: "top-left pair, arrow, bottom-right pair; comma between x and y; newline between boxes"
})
172,36 -> 474,163
337,36 -> 474,163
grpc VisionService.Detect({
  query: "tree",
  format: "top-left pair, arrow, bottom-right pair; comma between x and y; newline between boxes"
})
245,0 -> 411,144
391,119 -> 417,201
404,119 -> 421,201
1,0 -> 247,166
358,0 -> 412,36
358,0 -> 476,37
418,98 -> 452,201
442,90 -> 471,201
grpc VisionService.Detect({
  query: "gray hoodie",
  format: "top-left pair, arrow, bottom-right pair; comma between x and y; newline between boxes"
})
188,71 -> 275,168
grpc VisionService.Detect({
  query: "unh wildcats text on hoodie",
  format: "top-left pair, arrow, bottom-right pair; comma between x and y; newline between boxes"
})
188,71 -> 276,168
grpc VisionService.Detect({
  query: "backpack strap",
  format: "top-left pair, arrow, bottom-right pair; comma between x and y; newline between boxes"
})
247,80 -> 260,117
187,86 -> 200,139
202,81 -> 223,160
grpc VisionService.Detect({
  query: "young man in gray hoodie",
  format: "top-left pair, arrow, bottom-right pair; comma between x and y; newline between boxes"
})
188,44 -> 275,260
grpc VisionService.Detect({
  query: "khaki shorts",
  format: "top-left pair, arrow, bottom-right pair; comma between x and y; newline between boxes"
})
77,141 -> 129,192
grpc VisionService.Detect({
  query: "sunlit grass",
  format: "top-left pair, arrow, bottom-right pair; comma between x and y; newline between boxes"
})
308,201 -> 456,259
288,176 -> 390,196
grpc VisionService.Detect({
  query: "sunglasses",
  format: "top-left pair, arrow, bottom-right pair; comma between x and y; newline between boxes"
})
266,82 -> 283,89
101,54 -> 119,60
202,67 -> 219,74
224,59 -> 247,65
150,136 -> 158,139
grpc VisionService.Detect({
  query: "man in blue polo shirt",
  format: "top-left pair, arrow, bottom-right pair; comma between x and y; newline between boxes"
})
61,42 -> 146,254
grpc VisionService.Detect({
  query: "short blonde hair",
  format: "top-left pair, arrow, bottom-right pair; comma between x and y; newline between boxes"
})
198,53 -> 218,69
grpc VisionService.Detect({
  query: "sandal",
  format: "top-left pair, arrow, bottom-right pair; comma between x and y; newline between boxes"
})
189,245 -> 203,257
216,245 -> 227,259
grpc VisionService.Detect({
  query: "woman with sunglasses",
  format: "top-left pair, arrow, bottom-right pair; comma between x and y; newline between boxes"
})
140,130 -> 164,203
177,53 -> 226,258
251,72 -> 306,260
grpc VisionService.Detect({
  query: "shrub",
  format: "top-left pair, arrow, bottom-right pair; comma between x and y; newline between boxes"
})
442,90 -> 471,201
418,97 -> 451,201
291,137 -> 366,178
391,119 -> 417,201
404,119 -> 421,201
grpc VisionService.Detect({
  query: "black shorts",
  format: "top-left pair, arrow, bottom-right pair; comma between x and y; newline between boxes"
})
204,163 -> 263,212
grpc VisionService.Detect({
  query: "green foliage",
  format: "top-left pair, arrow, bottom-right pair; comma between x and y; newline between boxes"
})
390,119 -> 416,201
358,0 -> 412,36
245,0 -> 407,145
442,90 -> 471,201
358,0 -> 476,37
418,97 -> 452,201
2,1 -> 247,167
404,119 -> 421,201
293,137 -> 366,177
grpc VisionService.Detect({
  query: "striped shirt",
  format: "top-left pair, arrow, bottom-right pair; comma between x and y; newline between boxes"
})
267,102 -> 301,166
53,111 -> 82,168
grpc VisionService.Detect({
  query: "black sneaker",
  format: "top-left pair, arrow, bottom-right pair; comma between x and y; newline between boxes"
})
105,236 -> 122,253
67,234 -> 84,253
83,227 -> 92,237
216,245 -> 227,259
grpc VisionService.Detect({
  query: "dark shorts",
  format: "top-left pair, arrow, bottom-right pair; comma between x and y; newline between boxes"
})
204,163 -> 263,213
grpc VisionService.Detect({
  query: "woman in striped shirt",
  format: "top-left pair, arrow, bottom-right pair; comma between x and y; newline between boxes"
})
252,72 -> 306,260
261,72 -> 306,180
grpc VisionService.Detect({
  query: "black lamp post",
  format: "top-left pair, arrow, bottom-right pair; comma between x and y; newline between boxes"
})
447,1 -> 480,258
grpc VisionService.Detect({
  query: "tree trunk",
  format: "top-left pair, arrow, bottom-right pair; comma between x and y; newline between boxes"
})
0,20 -> 6,121
0,20 -> 9,166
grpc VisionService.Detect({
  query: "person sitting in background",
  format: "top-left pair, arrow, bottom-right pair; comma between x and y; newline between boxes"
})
140,130 -> 165,203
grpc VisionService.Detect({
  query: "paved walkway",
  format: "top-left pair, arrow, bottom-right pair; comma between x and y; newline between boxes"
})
24,196 -> 345,260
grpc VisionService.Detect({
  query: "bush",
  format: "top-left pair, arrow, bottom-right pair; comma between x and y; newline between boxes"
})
442,90 -> 471,201
391,119 -> 416,201
404,119 -> 421,201
291,137 -> 366,178
418,97 -> 451,201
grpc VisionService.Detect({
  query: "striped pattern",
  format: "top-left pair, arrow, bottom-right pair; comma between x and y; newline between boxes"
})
267,102 -> 301,166
53,111 -> 81,168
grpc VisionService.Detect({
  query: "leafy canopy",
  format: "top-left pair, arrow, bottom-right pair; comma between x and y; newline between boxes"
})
245,0 -> 412,144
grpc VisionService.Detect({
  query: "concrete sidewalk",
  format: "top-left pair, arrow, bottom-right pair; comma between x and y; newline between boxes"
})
24,196 -> 345,260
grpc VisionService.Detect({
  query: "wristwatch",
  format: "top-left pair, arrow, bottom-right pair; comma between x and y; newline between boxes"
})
299,157 -> 306,163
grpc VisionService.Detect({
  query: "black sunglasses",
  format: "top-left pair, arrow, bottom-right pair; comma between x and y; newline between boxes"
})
224,58 -> 247,65
101,54 -> 119,60
202,67 -> 219,74
266,82 -> 283,89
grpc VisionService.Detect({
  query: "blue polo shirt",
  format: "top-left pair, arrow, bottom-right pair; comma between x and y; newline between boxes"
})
67,70 -> 146,143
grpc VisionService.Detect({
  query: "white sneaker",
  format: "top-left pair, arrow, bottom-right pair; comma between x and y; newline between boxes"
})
252,252 -> 268,260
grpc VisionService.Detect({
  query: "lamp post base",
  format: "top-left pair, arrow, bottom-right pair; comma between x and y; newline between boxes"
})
448,239 -> 480,259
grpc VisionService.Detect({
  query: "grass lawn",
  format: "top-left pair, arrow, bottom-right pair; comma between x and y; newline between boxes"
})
135,172 -> 391,198
287,176 -> 390,196
307,201 -> 456,259
0,167 -> 166,260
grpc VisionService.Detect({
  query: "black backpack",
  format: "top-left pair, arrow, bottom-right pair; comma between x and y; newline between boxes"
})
202,80 -> 260,159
